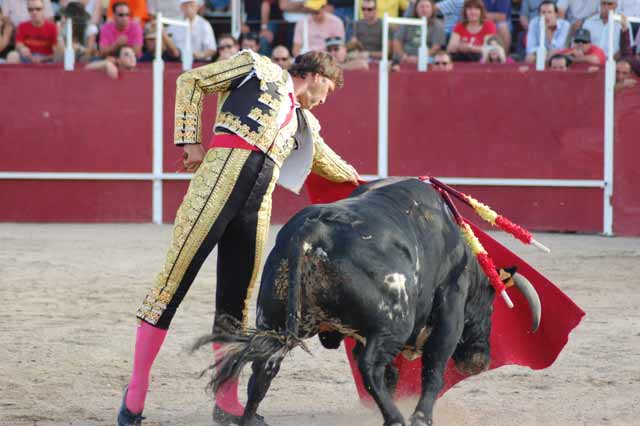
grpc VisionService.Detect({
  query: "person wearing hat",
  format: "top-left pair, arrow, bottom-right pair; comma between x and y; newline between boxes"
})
292,0 -> 345,55
167,0 -> 217,62
325,35 -> 368,69
557,28 -> 606,66
139,20 -> 180,62
117,49 -> 359,426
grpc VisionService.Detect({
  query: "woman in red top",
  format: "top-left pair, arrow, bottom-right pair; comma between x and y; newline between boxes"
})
446,0 -> 497,62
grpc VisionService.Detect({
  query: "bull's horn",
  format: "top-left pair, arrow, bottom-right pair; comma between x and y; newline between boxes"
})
513,274 -> 542,332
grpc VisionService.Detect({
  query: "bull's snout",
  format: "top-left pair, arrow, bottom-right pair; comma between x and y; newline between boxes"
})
455,352 -> 490,376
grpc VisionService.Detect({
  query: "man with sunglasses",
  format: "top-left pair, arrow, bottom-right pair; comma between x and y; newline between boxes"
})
214,33 -> 239,60
117,49 -> 359,426
352,0 -> 383,59
1,0 -> 53,26
431,50 -> 454,71
10,0 -> 57,63
558,28 -> 606,66
99,2 -> 143,57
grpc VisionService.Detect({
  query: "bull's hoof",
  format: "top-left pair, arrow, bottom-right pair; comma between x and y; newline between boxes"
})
212,406 -> 269,426
409,411 -> 433,426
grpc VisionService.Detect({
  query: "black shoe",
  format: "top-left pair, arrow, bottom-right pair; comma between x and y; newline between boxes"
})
117,385 -> 145,426
212,405 -> 269,426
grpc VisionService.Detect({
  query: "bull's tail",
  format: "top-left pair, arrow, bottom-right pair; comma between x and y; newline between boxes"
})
192,317 -> 292,395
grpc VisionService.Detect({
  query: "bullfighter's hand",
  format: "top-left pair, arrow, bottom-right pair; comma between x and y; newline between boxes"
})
183,144 -> 205,173
349,166 -> 361,185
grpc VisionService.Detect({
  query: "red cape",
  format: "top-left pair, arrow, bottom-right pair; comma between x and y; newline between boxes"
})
304,174 -> 585,400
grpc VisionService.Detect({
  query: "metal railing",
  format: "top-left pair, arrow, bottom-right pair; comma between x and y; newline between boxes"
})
535,15 -> 546,71
602,12 -> 640,234
151,13 -> 192,223
378,13 -> 428,178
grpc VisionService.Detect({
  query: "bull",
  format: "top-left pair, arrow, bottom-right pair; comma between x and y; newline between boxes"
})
198,177 -> 541,426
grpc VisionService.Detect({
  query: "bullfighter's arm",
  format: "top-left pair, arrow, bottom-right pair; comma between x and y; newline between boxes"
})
174,51 -> 283,146
304,110 -> 358,183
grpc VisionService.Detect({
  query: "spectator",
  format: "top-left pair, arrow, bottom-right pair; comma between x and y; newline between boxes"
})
351,0 -> 383,59
85,44 -> 137,78
558,28 -> 606,66
292,0 -> 344,55
615,58 -> 637,90
547,53 -> 572,70
107,0 -> 149,23
100,2 -> 143,57
480,34 -> 513,63
325,35 -> 368,69
147,0 -> 182,19
240,31 -> 260,52
271,43 -> 292,68
525,1 -> 570,64
483,0 -> 511,53
168,0 -> 217,62
376,0 -> 409,18
8,0 -> 58,63
434,0 -> 464,36
0,9 -> 13,59
215,33 -> 238,61
447,0 -> 497,62
59,0 -> 102,25
619,14 -> 640,75
59,2 -> 99,62
582,0 -> 633,57
431,49 -> 454,70
393,0 -> 445,64
243,0 -> 284,56
140,20 -> 180,61
618,0 -> 640,37
1,0 -> 53,27
557,0 -> 599,34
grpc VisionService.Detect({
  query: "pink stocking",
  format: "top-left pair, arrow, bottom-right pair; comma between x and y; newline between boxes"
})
213,343 -> 244,416
124,321 -> 167,414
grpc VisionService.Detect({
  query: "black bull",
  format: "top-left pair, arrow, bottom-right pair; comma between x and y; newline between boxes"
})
198,178 -> 541,426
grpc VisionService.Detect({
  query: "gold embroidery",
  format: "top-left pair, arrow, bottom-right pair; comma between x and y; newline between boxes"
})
248,106 -> 278,128
137,148 -> 252,325
241,166 -> 280,325
305,110 -> 355,182
174,53 -> 256,145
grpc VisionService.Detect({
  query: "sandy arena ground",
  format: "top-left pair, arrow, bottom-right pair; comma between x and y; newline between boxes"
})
1,223 -> 639,426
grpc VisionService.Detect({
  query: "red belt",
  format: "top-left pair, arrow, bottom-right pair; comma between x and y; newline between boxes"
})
208,134 -> 261,151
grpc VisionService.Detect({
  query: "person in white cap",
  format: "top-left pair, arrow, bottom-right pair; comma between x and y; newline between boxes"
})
167,0 -> 217,62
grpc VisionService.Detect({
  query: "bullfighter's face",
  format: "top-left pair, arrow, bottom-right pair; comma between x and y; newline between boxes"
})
298,73 -> 336,109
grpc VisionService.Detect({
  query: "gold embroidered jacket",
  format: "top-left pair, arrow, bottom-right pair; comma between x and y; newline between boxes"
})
173,50 -> 354,182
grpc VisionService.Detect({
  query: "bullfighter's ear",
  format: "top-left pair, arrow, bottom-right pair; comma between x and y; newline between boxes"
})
498,266 -> 518,288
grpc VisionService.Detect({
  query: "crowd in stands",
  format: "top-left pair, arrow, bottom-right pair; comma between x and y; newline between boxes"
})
0,0 -> 638,87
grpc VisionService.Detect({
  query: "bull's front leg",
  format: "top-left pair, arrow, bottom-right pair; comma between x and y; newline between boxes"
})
358,334 -> 407,426
410,290 -> 465,426
241,357 -> 282,426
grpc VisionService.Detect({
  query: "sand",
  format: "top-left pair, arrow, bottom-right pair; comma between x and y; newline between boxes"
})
1,223 -> 639,426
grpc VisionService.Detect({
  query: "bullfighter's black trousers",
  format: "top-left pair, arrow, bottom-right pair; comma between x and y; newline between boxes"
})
136,147 -> 279,330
